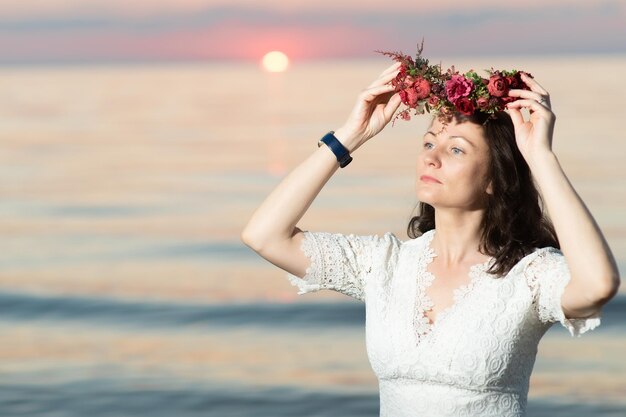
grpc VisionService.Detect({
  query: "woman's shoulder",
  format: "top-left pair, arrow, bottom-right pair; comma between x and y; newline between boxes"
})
398,229 -> 435,247
506,245 -> 565,277
518,245 -> 563,264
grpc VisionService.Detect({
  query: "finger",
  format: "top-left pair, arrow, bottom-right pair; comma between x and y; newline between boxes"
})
361,84 -> 397,102
369,67 -> 403,88
507,89 -> 545,102
520,72 -> 548,95
380,61 -> 402,76
371,63 -> 401,85
375,62 -> 403,84
506,106 -> 524,128
506,99 -> 550,113
508,90 -> 551,110
383,93 -> 402,120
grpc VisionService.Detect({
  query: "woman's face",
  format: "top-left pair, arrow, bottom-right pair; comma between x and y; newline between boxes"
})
416,116 -> 493,210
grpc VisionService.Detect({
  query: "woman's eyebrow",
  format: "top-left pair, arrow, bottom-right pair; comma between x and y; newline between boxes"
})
424,131 -> 476,148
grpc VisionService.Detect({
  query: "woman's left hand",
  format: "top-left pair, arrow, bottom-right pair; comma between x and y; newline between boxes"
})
505,72 -> 555,165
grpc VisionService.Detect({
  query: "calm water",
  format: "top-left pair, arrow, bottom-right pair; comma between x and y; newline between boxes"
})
1,291 -> 625,416
1,56 -> 625,416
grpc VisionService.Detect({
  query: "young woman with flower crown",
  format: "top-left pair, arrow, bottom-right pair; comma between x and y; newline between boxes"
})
241,41 -> 620,416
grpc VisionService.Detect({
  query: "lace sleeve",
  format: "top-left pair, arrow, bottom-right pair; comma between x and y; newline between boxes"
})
524,247 -> 602,337
285,231 -> 400,301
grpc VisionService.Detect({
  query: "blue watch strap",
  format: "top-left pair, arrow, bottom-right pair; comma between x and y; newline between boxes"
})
318,131 -> 353,168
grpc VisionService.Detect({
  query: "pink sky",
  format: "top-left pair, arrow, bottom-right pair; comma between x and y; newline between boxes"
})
0,0 -> 624,64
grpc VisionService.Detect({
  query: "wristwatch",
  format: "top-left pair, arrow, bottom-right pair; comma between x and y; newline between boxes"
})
317,131 -> 353,168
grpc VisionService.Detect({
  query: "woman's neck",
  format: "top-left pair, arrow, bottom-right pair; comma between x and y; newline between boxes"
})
431,209 -> 487,266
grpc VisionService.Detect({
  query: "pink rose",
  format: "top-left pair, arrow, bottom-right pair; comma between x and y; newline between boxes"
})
413,76 -> 431,100
454,97 -> 475,115
487,74 -> 508,97
428,95 -> 440,106
445,74 -> 474,103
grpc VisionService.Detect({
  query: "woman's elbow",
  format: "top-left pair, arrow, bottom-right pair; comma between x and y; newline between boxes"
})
595,275 -> 621,303
241,227 -> 264,251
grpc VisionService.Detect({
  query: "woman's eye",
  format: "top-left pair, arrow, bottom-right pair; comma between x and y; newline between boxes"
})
424,142 -> 433,149
452,147 -> 464,155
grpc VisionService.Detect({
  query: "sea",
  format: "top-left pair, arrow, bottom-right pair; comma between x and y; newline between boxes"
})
0,54 -> 625,416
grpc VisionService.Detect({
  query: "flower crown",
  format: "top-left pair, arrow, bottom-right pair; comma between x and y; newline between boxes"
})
375,39 -> 533,126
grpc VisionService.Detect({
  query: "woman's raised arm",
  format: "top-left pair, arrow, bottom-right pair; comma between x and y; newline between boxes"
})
240,62 -> 403,276
506,73 -> 620,317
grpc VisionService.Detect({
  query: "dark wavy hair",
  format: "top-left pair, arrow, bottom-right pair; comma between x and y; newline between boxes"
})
407,110 -> 559,277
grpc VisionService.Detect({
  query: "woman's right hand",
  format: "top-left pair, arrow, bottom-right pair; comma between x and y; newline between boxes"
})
334,62 -> 404,151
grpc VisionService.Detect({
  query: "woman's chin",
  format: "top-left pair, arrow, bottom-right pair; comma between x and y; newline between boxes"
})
415,189 -> 437,204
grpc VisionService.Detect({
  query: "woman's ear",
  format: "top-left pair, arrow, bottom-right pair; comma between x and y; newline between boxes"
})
486,179 -> 493,195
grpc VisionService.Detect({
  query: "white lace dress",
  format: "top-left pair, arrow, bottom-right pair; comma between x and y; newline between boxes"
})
285,228 -> 602,417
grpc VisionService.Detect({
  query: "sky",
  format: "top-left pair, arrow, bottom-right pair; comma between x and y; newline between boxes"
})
0,0 -> 624,64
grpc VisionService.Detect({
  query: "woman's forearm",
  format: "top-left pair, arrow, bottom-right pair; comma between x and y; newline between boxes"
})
241,128 -> 362,250
529,151 -> 620,299
241,61 -> 403,250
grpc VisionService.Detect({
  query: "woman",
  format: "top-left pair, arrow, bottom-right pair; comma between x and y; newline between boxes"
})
240,61 -> 620,416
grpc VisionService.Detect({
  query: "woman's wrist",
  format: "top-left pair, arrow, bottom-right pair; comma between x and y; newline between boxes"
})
526,150 -> 558,174
333,127 -> 362,153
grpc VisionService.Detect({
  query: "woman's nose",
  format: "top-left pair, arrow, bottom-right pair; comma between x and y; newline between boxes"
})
423,150 -> 441,167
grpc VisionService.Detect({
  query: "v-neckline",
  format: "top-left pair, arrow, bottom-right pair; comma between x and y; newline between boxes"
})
413,229 -> 495,347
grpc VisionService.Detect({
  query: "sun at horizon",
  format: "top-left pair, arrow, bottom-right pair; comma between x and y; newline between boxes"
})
261,51 -> 290,72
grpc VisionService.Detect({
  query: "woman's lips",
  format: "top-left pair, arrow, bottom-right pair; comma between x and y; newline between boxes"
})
420,175 -> 442,184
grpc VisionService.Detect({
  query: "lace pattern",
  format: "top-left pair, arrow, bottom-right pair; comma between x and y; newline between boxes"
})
524,247 -> 602,337
285,231 -> 400,301
379,378 -> 526,417
283,230 -> 604,416
413,230 -> 496,346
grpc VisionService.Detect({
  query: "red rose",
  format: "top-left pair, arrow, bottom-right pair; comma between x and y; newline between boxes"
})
476,96 -> 489,109
487,74 -> 508,97
520,71 -> 534,89
501,96 -> 517,104
455,97 -> 475,115
428,95 -> 440,106
413,76 -> 431,100
406,87 -> 420,107
506,74 -> 522,90
399,89 -> 409,105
